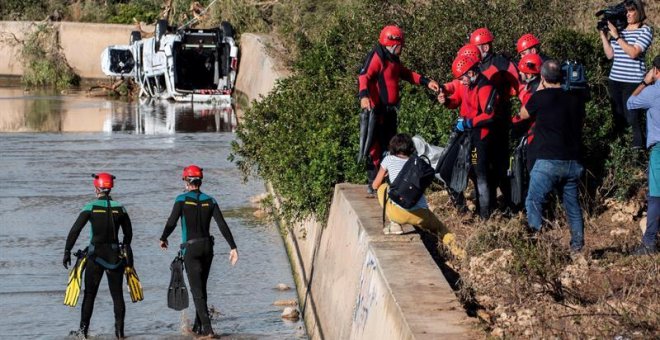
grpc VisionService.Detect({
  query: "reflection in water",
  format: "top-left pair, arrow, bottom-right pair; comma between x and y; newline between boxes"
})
0,86 -> 237,133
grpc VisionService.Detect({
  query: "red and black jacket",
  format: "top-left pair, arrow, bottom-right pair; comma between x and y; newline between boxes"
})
444,75 -> 498,140
480,53 -> 519,120
358,44 -> 430,109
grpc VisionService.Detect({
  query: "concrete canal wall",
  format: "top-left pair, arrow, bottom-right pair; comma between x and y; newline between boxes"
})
0,21 -> 135,79
277,184 -> 475,339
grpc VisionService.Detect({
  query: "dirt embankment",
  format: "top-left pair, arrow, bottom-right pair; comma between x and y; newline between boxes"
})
427,188 -> 658,339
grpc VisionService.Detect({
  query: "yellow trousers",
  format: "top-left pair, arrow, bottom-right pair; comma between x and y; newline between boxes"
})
377,184 -> 449,236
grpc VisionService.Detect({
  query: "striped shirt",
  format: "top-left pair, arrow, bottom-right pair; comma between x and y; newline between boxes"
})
609,25 -> 653,83
382,155 -> 429,210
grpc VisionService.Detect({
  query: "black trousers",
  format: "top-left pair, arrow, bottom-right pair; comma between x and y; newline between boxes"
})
367,107 -> 398,183
81,255 -> 125,330
184,238 -> 214,334
608,79 -> 646,148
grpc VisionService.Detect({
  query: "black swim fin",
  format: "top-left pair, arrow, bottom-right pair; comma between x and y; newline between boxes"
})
449,133 -> 471,193
509,137 -> 528,206
435,130 -> 462,185
358,109 -> 377,163
167,252 -> 189,311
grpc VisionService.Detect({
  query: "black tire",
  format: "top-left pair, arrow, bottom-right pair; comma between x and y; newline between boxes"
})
155,19 -> 168,50
130,31 -> 141,45
220,21 -> 234,39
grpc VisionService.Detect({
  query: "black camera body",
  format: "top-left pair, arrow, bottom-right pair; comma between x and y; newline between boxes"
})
561,61 -> 588,91
596,2 -> 628,33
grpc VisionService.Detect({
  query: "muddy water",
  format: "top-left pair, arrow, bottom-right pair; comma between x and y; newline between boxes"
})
0,84 -> 305,339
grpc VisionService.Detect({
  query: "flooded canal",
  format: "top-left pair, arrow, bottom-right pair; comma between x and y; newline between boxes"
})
0,83 -> 305,339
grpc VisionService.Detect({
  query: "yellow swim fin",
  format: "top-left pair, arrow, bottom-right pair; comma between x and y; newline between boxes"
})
63,254 -> 87,307
125,266 -> 144,303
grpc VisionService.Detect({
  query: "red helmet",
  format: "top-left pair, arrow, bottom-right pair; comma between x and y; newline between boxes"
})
518,53 -> 543,74
469,28 -> 494,45
92,173 -> 115,190
182,165 -> 203,180
379,25 -> 404,47
457,44 -> 481,61
516,33 -> 540,53
452,55 -> 479,78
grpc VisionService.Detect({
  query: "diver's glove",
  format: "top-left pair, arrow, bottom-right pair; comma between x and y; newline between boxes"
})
455,118 -> 472,132
123,244 -> 134,267
63,250 -> 71,269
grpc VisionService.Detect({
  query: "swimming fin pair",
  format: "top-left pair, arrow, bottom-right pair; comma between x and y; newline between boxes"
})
64,250 -> 87,307
167,252 -> 189,311
125,266 -> 144,303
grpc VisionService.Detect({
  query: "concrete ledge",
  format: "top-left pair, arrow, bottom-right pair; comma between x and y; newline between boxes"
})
0,21 -> 136,79
277,183 -> 476,339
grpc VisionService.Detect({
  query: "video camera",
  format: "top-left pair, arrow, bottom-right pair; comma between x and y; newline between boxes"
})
561,61 -> 588,91
595,1 -> 628,33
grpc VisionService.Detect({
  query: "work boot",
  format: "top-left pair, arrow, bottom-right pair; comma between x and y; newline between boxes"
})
192,315 -> 201,334
115,322 -> 125,339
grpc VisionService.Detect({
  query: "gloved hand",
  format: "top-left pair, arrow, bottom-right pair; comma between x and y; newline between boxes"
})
123,244 -> 134,267
455,118 -> 472,132
63,250 -> 71,269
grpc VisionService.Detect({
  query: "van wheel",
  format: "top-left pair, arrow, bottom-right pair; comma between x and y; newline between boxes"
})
220,21 -> 234,39
155,19 -> 168,50
130,31 -> 142,44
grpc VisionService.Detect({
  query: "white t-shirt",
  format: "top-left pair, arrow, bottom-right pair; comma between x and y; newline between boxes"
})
381,155 -> 429,210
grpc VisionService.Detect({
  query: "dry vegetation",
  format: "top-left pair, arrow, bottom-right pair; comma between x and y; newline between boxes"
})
427,187 -> 659,339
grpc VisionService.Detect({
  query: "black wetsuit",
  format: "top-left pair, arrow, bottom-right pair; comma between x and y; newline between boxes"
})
65,194 -> 132,335
160,189 -> 236,335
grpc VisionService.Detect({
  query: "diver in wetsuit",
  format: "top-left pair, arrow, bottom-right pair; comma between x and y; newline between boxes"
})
63,173 -> 133,338
159,165 -> 239,336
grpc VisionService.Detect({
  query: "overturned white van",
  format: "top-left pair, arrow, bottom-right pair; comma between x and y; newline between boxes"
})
101,20 -> 238,104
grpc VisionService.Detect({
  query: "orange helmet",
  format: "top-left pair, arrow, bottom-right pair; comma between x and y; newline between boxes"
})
457,44 -> 481,61
469,28 -> 494,45
518,53 -> 543,74
452,55 -> 479,78
379,25 -> 404,47
92,173 -> 115,190
516,33 -> 540,53
182,165 -> 203,180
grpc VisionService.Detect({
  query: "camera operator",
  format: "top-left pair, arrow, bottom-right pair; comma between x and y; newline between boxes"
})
599,0 -> 653,149
519,60 -> 589,254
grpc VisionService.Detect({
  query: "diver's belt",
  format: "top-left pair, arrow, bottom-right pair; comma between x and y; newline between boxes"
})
87,243 -> 125,270
180,236 -> 214,249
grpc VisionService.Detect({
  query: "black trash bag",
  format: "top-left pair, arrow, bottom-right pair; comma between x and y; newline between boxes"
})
167,252 -> 189,311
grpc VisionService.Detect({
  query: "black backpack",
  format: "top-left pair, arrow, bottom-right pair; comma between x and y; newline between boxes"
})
387,155 -> 435,209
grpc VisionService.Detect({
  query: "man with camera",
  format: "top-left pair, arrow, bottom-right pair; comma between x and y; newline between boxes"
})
519,60 -> 588,254
599,0 -> 653,149
627,55 -> 660,255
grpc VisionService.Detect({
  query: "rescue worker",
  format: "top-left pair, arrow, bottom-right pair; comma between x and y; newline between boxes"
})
516,33 -> 550,61
64,173 -> 133,338
358,24 -> 440,194
513,52 -> 544,151
441,43 -> 482,212
438,55 -> 498,219
470,27 -> 519,211
160,165 -> 239,336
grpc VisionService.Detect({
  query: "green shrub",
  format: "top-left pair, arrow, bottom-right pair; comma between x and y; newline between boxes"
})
20,24 -> 80,89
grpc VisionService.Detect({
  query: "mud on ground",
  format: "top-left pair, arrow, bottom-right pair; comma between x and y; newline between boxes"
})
427,188 -> 659,339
